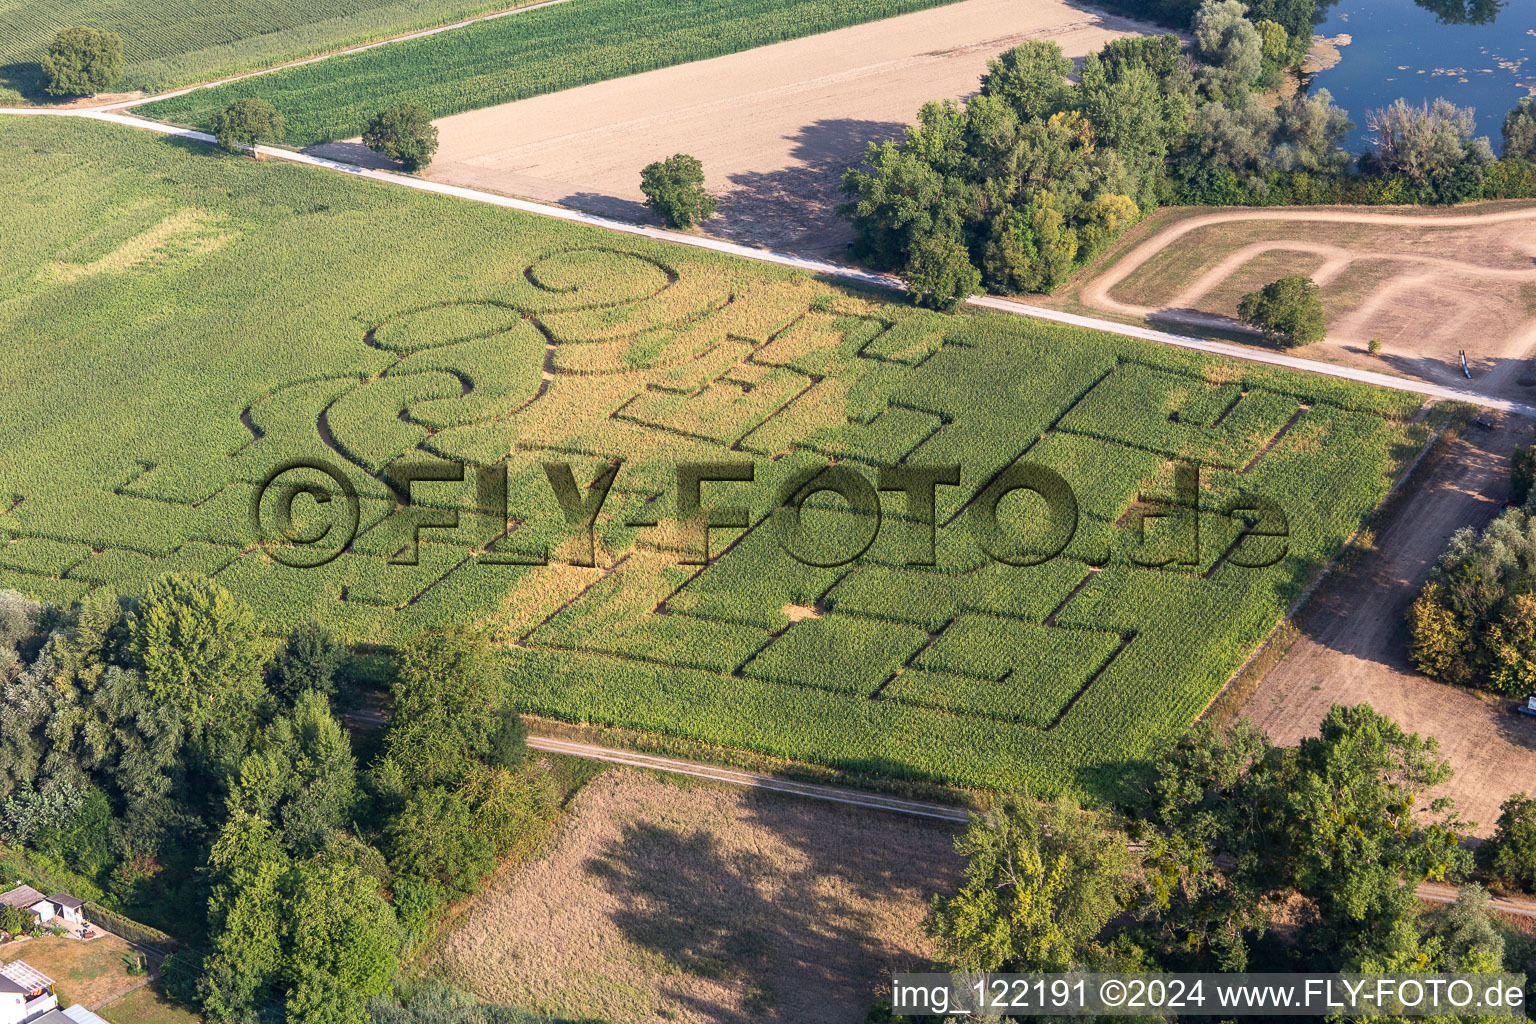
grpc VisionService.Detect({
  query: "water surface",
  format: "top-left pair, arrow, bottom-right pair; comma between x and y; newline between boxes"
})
1308,0 -> 1535,154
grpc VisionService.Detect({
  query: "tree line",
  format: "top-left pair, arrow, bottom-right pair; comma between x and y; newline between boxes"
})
0,575 -> 554,1024
903,703 -> 1536,1020
838,0 -> 1536,308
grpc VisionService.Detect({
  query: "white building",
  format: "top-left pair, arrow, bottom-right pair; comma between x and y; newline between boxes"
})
0,961 -> 57,1024
0,889 -> 86,931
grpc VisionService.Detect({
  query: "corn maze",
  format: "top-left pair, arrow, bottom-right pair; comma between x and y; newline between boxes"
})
0,120 -> 1432,794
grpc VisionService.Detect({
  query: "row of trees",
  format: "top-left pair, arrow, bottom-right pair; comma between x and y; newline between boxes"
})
839,0 -> 1536,309
927,705 -> 1534,988
1408,431 -> 1536,696
0,575 -> 553,1024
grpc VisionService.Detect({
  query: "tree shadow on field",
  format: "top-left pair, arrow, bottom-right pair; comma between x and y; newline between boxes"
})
585,786 -> 960,1023
558,191 -> 656,224
0,62 -> 51,104
711,117 -> 906,255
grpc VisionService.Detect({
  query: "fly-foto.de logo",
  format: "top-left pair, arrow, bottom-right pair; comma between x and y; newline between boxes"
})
250,458 -> 1291,570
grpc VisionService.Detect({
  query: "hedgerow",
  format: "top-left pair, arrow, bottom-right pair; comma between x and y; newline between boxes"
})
0,118 -> 1433,797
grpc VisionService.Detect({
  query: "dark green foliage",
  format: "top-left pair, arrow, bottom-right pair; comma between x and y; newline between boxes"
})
229,691 -> 357,855
903,234 -> 980,310
363,103 -> 439,172
639,154 -> 716,228
1124,706 -> 1472,973
385,786 -> 495,898
386,625 -> 507,788
1408,508 -> 1536,694
1478,793 -> 1536,893
0,904 -> 32,936
208,97 -> 285,155
930,793 -> 1133,971
41,25 -> 121,97
487,706 -> 529,770
270,620 -> 349,707
1237,275 -> 1326,347
978,41 -> 1072,119
1513,425 -> 1536,506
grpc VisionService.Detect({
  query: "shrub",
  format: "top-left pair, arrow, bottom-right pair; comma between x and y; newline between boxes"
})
208,98 -> 286,156
1368,338 -> 1382,356
362,104 -> 440,172
639,154 -> 717,228
1237,275 -> 1325,347
1480,794 -> 1536,893
1513,425 -> 1536,506
41,26 -> 122,97
904,235 -> 980,311
0,905 -> 31,937
268,621 -> 349,706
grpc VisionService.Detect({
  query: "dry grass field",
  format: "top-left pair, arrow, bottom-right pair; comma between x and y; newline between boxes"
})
323,0 -> 1156,254
421,769 -> 961,1024
1052,204 -> 1536,402
0,934 -> 191,1019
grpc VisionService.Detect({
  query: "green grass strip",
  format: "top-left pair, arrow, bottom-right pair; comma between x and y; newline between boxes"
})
138,0 -> 970,147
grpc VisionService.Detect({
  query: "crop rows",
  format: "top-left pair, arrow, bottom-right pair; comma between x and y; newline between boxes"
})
139,0 -> 975,146
0,118 -> 1433,796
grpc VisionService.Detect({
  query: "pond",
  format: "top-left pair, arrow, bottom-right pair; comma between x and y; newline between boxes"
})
1306,0 -> 1535,155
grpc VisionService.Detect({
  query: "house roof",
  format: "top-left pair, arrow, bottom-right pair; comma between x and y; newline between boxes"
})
61,1005 -> 110,1024
0,885 -> 45,910
28,1012 -> 73,1024
0,959 -> 54,995
0,975 -> 23,995
46,894 -> 82,911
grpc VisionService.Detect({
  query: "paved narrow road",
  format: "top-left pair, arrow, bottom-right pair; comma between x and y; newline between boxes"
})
526,735 -> 972,822
5,106 -> 1533,417
529,735 -> 1536,918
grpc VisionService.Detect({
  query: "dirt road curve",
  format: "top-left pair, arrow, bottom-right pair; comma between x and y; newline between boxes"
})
1081,204 -> 1536,316
1075,206 -> 1536,403
1242,415 -> 1536,836
5,108 -> 1533,418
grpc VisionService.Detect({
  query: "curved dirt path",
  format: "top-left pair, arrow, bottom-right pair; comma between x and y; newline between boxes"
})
1082,205 -> 1536,319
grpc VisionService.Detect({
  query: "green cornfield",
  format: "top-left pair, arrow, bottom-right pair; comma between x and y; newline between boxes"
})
0,117 -> 1433,797
0,0 -> 535,100
138,0 -> 974,146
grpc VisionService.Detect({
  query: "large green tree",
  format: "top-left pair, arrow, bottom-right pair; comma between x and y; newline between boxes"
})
639,153 -> 717,228
1237,275 -> 1326,347
930,794 -> 1133,971
41,26 -> 122,97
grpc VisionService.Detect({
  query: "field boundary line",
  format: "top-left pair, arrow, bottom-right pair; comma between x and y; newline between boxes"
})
526,737 -> 1536,920
4,107 -> 1533,419
526,735 -> 972,822
1196,415 -> 1455,727
24,0 -> 583,112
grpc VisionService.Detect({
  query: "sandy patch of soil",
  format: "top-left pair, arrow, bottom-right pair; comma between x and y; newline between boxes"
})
424,768 -> 961,1023
1055,204 -> 1536,404
1241,414 -> 1536,836
336,0 -> 1156,256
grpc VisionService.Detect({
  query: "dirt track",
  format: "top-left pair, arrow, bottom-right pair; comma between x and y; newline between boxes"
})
1071,205 -> 1536,403
1242,414 -> 1536,836
426,768 -> 960,1024
381,0 -> 1157,254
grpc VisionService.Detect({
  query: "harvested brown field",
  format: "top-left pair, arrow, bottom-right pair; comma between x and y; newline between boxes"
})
1054,204 -> 1536,403
421,768 -> 962,1023
326,0 -> 1157,255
